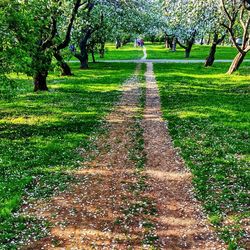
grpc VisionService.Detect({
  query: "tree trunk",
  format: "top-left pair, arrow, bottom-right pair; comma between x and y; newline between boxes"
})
91,50 -> 96,63
200,37 -> 204,45
207,34 -> 211,45
185,42 -> 193,58
32,50 -> 51,92
205,42 -> 217,67
34,71 -> 49,92
116,39 -> 121,49
185,47 -> 191,58
172,37 -> 176,52
165,37 -> 170,48
227,52 -> 246,74
76,29 -> 92,69
165,36 -> 173,49
54,50 -> 73,76
205,33 -> 218,67
185,34 -> 196,58
99,42 -> 105,58
80,49 -> 89,69
79,42 -> 89,69
205,33 -> 226,67
74,52 -> 88,69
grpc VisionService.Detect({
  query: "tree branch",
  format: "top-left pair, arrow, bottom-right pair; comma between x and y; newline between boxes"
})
242,16 -> 250,49
42,16 -> 57,50
217,34 -> 226,45
57,0 -> 88,50
176,38 -> 187,49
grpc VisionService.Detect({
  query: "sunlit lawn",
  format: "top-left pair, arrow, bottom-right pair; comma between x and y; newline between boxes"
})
90,42 -> 250,61
154,62 -> 250,249
97,42 -> 144,60
0,62 -> 136,248
145,43 -> 250,60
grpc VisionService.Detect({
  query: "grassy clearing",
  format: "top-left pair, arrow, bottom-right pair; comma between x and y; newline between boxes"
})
0,62 -> 135,248
146,43 -> 250,60
98,43 -> 143,60
154,62 -> 250,249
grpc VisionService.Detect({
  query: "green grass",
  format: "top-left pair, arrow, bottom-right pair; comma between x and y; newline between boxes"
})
0,62 -> 136,248
98,43 -> 144,60
90,42 -> 250,61
154,62 -> 250,249
146,43 -> 250,60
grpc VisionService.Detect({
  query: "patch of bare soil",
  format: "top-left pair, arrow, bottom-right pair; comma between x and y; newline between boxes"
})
142,62 -> 226,250
20,65 -> 149,249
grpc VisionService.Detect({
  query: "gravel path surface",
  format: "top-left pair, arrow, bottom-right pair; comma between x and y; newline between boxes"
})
141,47 -> 147,60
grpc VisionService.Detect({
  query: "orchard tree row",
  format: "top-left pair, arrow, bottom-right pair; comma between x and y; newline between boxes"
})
1,0 -> 249,92
161,0 -> 250,73
0,0 -> 161,91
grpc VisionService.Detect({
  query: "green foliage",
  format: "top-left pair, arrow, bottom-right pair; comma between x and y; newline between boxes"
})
0,0 -> 36,75
0,62 -> 135,248
0,75 -> 19,100
155,62 -> 250,248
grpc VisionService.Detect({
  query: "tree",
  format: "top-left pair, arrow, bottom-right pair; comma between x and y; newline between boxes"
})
72,1 -> 99,69
53,0 -> 89,76
164,0 -> 210,58
203,0 -> 227,67
71,0 -> 160,67
205,33 -> 226,66
220,0 -> 250,74
0,1 -> 34,80
9,0 -> 89,91
31,0 -> 91,91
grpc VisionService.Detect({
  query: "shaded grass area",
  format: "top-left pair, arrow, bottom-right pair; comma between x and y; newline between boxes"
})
0,62 -> 135,248
154,63 -> 250,249
146,43 -> 250,60
99,43 -> 143,60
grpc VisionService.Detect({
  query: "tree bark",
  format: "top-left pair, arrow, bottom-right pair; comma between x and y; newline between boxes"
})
227,51 -> 246,74
99,42 -> 105,58
185,42 -> 193,58
165,38 -> 170,48
34,70 -> 49,92
165,35 -> 173,49
207,34 -> 211,45
74,52 -> 89,69
172,37 -> 176,52
91,49 -> 96,63
205,41 -> 217,67
80,48 -> 89,69
176,32 -> 196,58
200,37 -> 204,45
32,50 -> 52,92
205,33 -> 226,67
74,29 -> 92,69
54,50 -> 73,76
116,39 -> 121,49
185,33 -> 196,58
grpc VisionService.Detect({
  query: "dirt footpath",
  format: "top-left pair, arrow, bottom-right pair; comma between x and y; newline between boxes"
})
20,62 -> 225,249
142,62 -> 225,250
